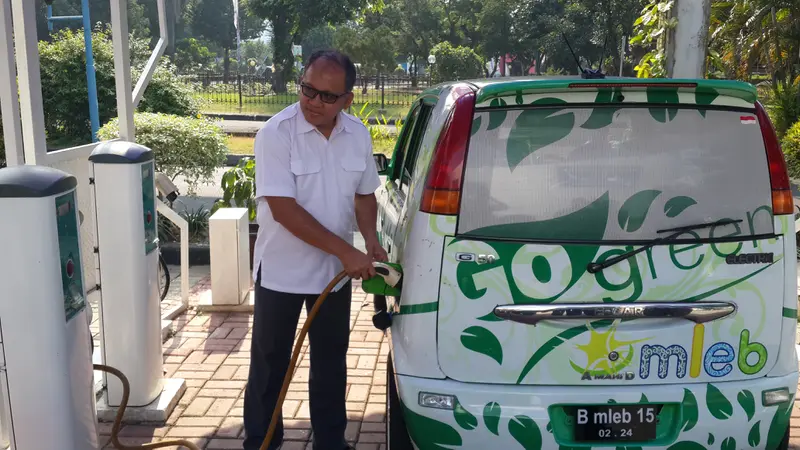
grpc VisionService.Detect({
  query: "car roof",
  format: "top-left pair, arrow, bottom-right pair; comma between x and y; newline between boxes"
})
422,75 -> 759,105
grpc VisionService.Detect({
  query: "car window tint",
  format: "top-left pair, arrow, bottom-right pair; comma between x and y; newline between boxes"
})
400,105 -> 433,195
391,105 -> 422,184
458,106 -> 774,241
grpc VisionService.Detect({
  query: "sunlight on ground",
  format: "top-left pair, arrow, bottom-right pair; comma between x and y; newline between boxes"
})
225,135 -> 397,156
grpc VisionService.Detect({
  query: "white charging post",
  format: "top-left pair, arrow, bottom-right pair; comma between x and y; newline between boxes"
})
90,141 -> 185,422
0,165 -> 100,450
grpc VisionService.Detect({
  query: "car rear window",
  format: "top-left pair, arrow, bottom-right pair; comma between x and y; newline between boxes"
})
457,105 -> 775,241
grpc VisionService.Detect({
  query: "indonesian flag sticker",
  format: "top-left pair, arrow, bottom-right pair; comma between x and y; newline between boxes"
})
741,115 -> 757,124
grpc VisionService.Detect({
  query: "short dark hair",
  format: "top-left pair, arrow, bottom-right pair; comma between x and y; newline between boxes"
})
304,49 -> 357,93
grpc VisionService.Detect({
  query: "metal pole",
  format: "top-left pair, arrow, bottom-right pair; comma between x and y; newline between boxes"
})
620,35 -> 625,76
0,0 -> 24,166
82,0 -> 100,141
110,0 -> 135,141
11,0 -> 49,164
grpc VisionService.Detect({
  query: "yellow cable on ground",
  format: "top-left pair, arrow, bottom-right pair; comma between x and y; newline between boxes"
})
93,363 -> 202,450
96,268 -> 352,450
260,270 -> 349,450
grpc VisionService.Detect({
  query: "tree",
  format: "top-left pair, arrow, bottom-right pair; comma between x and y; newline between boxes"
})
246,0 -> 368,93
429,41 -> 483,82
334,23 -> 397,90
35,0 -> 152,39
302,24 -> 337,60
475,0 -> 514,76
183,0 -> 268,82
380,0 -> 445,83
174,37 -> 215,73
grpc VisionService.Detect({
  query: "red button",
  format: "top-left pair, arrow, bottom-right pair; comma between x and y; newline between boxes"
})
146,211 -> 152,224
66,259 -> 74,278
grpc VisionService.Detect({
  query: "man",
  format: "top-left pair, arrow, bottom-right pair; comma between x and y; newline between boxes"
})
243,50 -> 388,450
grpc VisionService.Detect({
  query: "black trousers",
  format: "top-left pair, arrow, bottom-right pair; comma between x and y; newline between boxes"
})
243,267 -> 352,450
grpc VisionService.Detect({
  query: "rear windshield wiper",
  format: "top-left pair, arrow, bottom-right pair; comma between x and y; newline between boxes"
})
586,219 -> 743,274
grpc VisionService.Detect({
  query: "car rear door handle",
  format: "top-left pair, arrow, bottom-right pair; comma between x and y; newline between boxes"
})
493,302 -> 736,326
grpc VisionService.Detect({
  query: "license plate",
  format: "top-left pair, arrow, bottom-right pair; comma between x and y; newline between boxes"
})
572,404 -> 659,442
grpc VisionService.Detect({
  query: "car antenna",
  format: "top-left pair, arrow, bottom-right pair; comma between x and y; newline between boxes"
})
561,31 -> 606,79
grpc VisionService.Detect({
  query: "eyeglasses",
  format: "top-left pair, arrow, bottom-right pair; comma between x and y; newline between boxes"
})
300,83 -> 348,104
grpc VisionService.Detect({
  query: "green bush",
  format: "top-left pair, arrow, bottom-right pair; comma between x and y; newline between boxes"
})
38,26 -> 202,143
97,112 -> 226,193
430,42 -> 484,84
763,77 -> 800,139
212,157 -> 256,221
781,120 -> 800,180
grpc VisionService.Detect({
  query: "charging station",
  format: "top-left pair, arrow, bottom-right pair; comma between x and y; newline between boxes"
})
90,141 -> 185,421
0,165 -> 100,450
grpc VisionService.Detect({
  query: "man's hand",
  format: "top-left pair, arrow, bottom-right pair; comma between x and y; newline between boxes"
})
339,246 -> 377,280
366,238 -> 388,262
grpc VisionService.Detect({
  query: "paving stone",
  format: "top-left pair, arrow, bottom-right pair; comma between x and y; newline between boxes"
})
130,279 -> 392,447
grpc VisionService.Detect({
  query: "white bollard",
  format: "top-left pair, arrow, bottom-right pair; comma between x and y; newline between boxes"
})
89,141 -> 164,407
209,207 -> 250,306
0,165 -> 100,450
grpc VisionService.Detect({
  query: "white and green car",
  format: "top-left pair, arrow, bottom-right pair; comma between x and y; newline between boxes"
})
370,77 -> 799,449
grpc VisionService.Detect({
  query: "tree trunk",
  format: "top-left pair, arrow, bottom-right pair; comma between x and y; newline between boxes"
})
411,56 -> 418,88
270,15 -> 293,94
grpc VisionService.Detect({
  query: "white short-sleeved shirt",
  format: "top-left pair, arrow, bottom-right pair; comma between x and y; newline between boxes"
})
252,103 -> 382,294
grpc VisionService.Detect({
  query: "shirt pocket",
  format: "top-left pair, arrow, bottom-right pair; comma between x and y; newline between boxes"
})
290,156 -> 321,203
338,155 -> 366,196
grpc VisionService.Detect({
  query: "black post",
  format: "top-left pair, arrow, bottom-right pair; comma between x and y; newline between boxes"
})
381,74 -> 385,111
238,72 -> 243,109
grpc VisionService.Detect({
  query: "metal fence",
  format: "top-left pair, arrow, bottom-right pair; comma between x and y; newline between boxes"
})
183,71 -> 431,115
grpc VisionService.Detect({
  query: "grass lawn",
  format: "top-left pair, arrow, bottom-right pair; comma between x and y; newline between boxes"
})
226,134 -> 397,156
198,93 -> 412,122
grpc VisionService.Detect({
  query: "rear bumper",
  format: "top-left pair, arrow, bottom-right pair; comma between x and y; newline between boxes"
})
395,371 -> 798,449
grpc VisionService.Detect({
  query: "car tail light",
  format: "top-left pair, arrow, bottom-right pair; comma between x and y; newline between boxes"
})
420,88 -> 475,215
755,101 -> 793,215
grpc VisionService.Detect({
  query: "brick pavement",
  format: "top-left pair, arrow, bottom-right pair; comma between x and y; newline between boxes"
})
98,276 -> 388,449
93,272 -> 800,449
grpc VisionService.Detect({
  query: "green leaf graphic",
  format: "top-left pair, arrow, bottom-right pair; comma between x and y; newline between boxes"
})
580,89 -> 621,129
508,415 -> 542,450
749,420 -> 761,447
766,393 -> 794,449
664,196 -> 697,218
506,98 -> 574,171
453,400 -> 478,430
696,88 -> 719,117
515,92 -> 524,105
401,402 -> 462,449
488,98 -> 508,131
483,402 -> 501,435
639,394 -> 649,403
721,437 -> 736,450
617,447 -> 642,450
681,389 -> 699,432
706,384 -> 734,420
476,311 -> 503,322
471,116 -> 482,136
647,87 -> 679,123
618,190 -> 662,232
460,326 -> 503,365
737,390 -> 756,421
666,441 -> 706,450
708,434 -> 715,445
